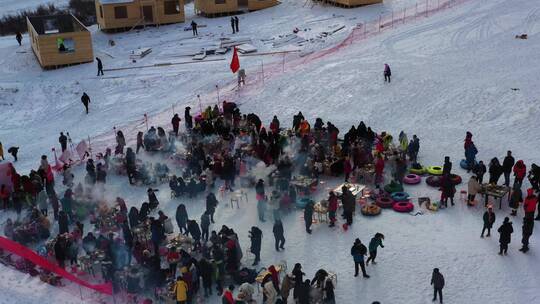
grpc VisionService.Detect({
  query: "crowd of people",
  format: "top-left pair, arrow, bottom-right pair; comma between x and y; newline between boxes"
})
1,99 -> 539,304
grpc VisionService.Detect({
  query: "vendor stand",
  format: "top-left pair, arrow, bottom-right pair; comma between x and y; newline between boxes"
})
481,184 -> 510,209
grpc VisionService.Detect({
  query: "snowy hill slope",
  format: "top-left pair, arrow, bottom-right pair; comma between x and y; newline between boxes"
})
0,0 -> 540,303
0,0 -> 420,172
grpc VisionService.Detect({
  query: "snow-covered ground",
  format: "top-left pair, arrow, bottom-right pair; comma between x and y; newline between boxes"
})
1,0 -> 540,303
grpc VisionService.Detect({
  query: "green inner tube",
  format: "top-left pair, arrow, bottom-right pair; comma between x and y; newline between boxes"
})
427,166 -> 443,175
384,182 -> 404,193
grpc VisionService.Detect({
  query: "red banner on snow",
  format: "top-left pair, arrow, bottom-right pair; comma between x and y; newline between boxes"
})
0,236 -> 113,295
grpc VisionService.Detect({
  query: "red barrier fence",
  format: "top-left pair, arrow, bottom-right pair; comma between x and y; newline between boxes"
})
0,236 -> 113,296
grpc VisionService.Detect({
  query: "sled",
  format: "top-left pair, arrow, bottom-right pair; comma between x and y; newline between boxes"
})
237,44 -> 257,54
192,53 -> 207,60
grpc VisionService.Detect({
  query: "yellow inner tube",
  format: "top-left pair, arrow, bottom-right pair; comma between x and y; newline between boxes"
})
361,205 -> 381,215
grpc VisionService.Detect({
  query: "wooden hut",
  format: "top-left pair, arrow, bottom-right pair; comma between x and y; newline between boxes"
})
194,0 -> 278,17
27,14 -> 94,69
325,0 -> 382,8
95,0 -> 185,31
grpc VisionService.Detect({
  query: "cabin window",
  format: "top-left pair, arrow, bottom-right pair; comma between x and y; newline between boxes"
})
215,0 -> 226,4
164,0 -> 180,14
114,6 -> 128,19
100,6 -> 103,18
57,38 -> 75,53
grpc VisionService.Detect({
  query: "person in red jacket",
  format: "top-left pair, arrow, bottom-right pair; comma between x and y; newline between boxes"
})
269,116 -> 280,134
327,191 -> 338,227
222,285 -> 235,304
513,160 -> 526,187
523,188 -> 537,219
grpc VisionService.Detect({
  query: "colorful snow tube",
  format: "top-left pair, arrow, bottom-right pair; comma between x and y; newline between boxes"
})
426,176 -> 441,187
403,174 -> 421,185
376,197 -> 394,209
361,204 -> 382,216
426,166 -> 443,176
393,201 -> 414,213
450,174 -> 462,185
384,182 -> 404,194
409,164 -> 426,175
391,192 -> 410,202
460,159 -> 477,170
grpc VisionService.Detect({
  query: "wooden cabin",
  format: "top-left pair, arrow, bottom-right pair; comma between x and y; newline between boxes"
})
194,0 -> 278,17
27,14 -> 94,69
95,0 -> 185,31
325,0 -> 382,8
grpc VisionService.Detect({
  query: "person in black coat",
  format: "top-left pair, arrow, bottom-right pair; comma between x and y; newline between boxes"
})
502,151 -> 515,187
234,16 -> 239,33
128,207 -> 139,229
139,202 -> 150,222
201,211 -> 211,242
440,174 -> 456,207
125,148 -> 136,184
272,219 -> 285,251
191,21 -> 198,36
54,235 -> 67,268
473,161 -> 487,184
249,226 -> 262,266
59,132 -> 68,152
431,268 -> 445,304
147,188 -> 159,210
304,200 -> 314,234
498,217 -> 514,255
341,187 -> 355,226
292,263 -> 305,301
297,280 -> 311,304
16,32 -> 22,46
206,193 -> 218,223
184,106 -> 193,130
96,57 -> 104,76
58,211 -> 69,235
188,220 -> 201,247
350,239 -> 369,278
230,17 -> 236,34
481,206 -> 496,237
199,258 -> 213,297
520,216 -> 534,253
171,113 -> 181,137
442,156 -> 452,176
81,92 -> 90,114
176,204 -> 188,235
489,157 -> 503,184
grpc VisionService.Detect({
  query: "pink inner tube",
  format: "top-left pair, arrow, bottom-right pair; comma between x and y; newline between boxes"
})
403,174 -> 421,185
376,197 -> 394,209
393,201 -> 414,213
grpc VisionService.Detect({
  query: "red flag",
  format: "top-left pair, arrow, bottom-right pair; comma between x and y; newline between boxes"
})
230,47 -> 240,73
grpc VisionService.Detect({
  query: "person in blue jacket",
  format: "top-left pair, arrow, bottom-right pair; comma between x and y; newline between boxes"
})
366,233 -> 385,265
350,238 -> 369,278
